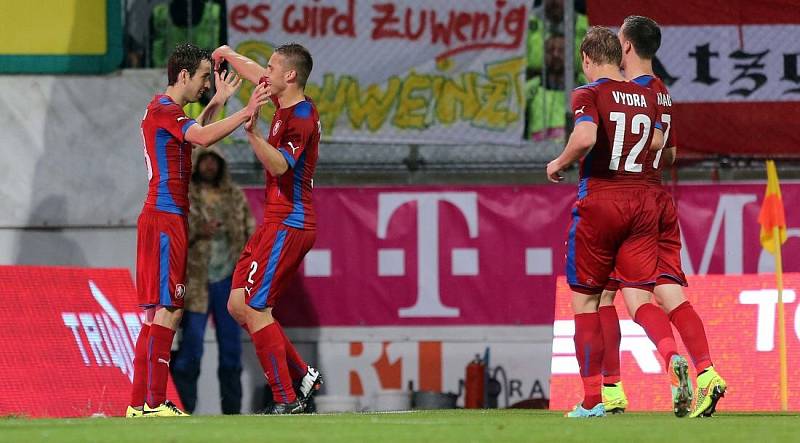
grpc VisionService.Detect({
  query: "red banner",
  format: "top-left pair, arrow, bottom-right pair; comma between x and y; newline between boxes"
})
549,274 -> 800,411
587,0 -> 800,155
245,183 -> 800,327
0,266 -> 180,418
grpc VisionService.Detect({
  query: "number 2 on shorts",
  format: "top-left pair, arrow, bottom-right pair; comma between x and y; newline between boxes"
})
247,261 -> 258,285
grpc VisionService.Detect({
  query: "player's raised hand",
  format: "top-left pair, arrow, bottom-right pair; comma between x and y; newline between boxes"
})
244,107 -> 260,133
246,83 -> 271,114
212,69 -> 242,103
546,159 -> 565,183
211,45 -> 231,71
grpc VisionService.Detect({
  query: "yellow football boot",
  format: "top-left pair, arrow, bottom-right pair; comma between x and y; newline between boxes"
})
602,381 -> 629,414
689,366 -> 727,418
125,406 -> 144,418
142,400 -> 190,417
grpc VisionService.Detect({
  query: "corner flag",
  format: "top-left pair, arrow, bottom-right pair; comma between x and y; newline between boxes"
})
758,159 -> 789,411
758,160 -> 787,254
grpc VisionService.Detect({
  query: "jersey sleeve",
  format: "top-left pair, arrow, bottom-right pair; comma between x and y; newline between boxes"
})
276,102 -> 316,169
662,103 -> 676,148
156,103 -> 197,142
665,118 -> 677,148
650,90 -> 664,132
571,87 -> 599,125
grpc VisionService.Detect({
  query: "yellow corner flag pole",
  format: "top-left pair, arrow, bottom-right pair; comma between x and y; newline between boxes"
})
759,159 -> 789,411
774,225 -> 788,411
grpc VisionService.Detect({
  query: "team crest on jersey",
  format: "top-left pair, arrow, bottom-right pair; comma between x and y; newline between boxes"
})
175,284 -> 186,299
273,120 -> 282,136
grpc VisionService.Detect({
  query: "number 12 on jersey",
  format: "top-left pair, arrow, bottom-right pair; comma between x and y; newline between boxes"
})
608,112 -> 652,173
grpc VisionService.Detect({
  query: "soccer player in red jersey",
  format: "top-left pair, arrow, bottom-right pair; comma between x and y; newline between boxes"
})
547,26 -> 689,418
127,43 -> 270,417
598,16 -> 726,418
213,43 -> 323,414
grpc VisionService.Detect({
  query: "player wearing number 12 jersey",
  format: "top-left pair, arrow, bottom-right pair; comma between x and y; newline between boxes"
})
547,26 -> 689,418
127,43 -> 270,418
598,16 -> 726,419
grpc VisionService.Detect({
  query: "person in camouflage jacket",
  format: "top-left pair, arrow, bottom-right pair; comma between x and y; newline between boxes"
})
171,146 -> 255,414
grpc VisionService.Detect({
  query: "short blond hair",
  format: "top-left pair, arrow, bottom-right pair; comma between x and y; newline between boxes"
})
580,26 -> 622,66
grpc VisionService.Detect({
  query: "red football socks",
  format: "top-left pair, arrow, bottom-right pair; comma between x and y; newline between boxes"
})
634,303 -> 678,368
252,323 -> 297,404
146,324 -> 176,407
130,323 -> 151,407
669,301 -> 713,372
598,306 -> 622,384
574,313 -> 604,408
276,321 -> 308,380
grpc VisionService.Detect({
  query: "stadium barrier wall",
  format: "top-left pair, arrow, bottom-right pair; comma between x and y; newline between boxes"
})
3,183 -> 800,414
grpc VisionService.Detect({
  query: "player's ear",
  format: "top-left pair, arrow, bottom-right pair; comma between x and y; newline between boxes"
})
179,69 -> 189,84
286,69 -> 297,84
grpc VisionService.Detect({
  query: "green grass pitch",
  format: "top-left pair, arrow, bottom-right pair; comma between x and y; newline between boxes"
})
2,410 -> 798,443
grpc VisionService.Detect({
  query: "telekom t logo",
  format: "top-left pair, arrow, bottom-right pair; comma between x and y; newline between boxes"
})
377,192 -> 479,318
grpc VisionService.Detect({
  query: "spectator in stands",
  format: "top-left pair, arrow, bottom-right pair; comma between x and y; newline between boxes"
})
525,0 -> 588,140
151,0 -> 227,68
526,35 -> 567,140
125,0 -> 226,68
544,35 -> 566,90
171,147 -> 255,414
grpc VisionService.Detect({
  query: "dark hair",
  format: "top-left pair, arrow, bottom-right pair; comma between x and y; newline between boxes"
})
275,43 -> 313,88
580,26 -> 622,66
167,43 -> 212,86
621,15 -> 661,59
192,151 -> 225,187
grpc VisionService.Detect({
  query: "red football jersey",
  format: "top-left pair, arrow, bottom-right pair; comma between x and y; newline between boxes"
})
631,75 -> 677,185
263,98 -> 320,230
571,78 -> 662,195
140,95 -> 196,215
